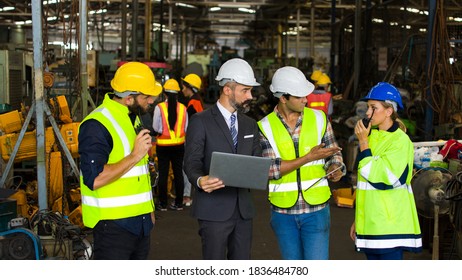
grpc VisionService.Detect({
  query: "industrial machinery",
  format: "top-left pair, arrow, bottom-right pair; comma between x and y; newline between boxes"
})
0,94 -> 90,259
411,167 -> 458,259
0,197 -> 92,260
0,198 -> 42,260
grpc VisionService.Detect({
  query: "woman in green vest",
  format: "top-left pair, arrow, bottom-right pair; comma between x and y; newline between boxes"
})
350,82 -> 422,260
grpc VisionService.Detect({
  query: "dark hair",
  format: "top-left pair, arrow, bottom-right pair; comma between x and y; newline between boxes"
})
166,91 -> 178,129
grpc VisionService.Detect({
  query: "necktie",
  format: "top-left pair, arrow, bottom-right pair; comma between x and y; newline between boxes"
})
230,114 -> 237,152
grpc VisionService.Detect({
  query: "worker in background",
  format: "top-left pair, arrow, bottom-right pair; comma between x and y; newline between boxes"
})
182,73 -> 204,117
78,62 -> 162,259
184,58 -> 261,259
310,69 -> 323,86
152,78 -> 188,211
306,73 -> 333,119
258,66 -> 345,260
181,73 -> 204,207
350,82 -> 422,260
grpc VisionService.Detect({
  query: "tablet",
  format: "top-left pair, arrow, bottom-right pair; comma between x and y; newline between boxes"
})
303,165 -> 344,192
209,152 -> 272,190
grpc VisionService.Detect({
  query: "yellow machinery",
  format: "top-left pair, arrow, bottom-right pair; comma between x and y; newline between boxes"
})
0,95 -> 83,227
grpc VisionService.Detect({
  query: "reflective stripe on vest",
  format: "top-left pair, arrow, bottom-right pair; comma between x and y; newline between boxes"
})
355,236 -> 422,250
306,91 -> 331,115
82,191 -> 152,208
79,94 -> 153,228
258,108 -> 330,208
156,102 -> 187,146
97,107 -> 131,156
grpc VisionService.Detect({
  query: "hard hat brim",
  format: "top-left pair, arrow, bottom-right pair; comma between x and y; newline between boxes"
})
144,81 -> 163,96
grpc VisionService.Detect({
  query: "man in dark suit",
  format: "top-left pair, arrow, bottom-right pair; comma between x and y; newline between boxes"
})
184,58 -> 261,260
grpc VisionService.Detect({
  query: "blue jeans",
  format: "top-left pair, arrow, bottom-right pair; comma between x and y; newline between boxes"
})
270,206 -> 330,260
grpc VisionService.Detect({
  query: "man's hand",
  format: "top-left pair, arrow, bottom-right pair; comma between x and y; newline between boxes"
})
131,129 -> 153,162
307,143 -> 342,162
199,175 -> 225,193
327,163 -> 343,182
151,211 -> 156,224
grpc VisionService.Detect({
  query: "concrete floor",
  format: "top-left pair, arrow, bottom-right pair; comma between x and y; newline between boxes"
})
149,185 -> 435,260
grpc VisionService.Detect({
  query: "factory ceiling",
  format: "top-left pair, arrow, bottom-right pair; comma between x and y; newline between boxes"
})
0,1 -> 461,50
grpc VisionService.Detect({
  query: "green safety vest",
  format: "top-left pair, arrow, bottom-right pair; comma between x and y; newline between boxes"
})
355,126 -> 422,252
80,94 -> 154,228
258,108 -> 331,208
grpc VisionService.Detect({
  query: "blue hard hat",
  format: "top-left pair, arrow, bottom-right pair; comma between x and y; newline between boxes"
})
361,82 -> 404,110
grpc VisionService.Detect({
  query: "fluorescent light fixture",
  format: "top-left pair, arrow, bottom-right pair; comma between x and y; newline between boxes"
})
89,9 -> 107,15
216,29 -> 241,33
210,7 -> 221,12
372,18 -> 383,23
238,7 -> 255,14
217,18 -> 246,23
218,3 -> 250,8
43,0 -> 58,5
176,3 -> 196,9
0,7 -> 14,11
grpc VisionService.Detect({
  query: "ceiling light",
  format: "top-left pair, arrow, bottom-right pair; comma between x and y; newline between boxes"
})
176,3 -> 196,9
43,0 -> 58,5
218,3 -> 250,8
217,19 -> 246,23
216,29 -> 241,33
238,8 -> 255,14
210,7 -> 221,12
1,7 -> 14,11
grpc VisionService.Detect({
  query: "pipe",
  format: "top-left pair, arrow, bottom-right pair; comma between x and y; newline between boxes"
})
121,0 -> 127,60
131,0 -> 138,59
32,0 -> 47,210
353,0 -> 362,99
425,0 -> 436,140
296,7 -> 300,67
80,0 -> 89,118
145,0 -> 151,60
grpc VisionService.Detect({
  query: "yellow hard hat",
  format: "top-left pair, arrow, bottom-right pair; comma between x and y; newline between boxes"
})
182,73 -> 202,91
317,73 -> 331,85
310,70 -> 323,82
111,62 -> 162,96
163,78 -> 181,93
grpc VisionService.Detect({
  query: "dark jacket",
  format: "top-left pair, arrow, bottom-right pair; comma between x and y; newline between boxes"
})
184,103 -> 261,221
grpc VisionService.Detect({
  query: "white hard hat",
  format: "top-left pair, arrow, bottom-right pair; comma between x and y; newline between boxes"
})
270,66 -> 314,97
215,58 -> 260,87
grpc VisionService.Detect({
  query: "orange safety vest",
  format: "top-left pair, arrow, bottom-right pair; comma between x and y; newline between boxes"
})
306,90 -> 332,116
187,97 -> 203,114
156,102 -> 187,146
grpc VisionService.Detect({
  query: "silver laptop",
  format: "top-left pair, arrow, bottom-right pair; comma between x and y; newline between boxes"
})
209,151 -> 272,190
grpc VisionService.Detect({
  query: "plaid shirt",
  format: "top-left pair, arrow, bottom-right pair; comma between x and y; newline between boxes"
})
259,106 -> 345,215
